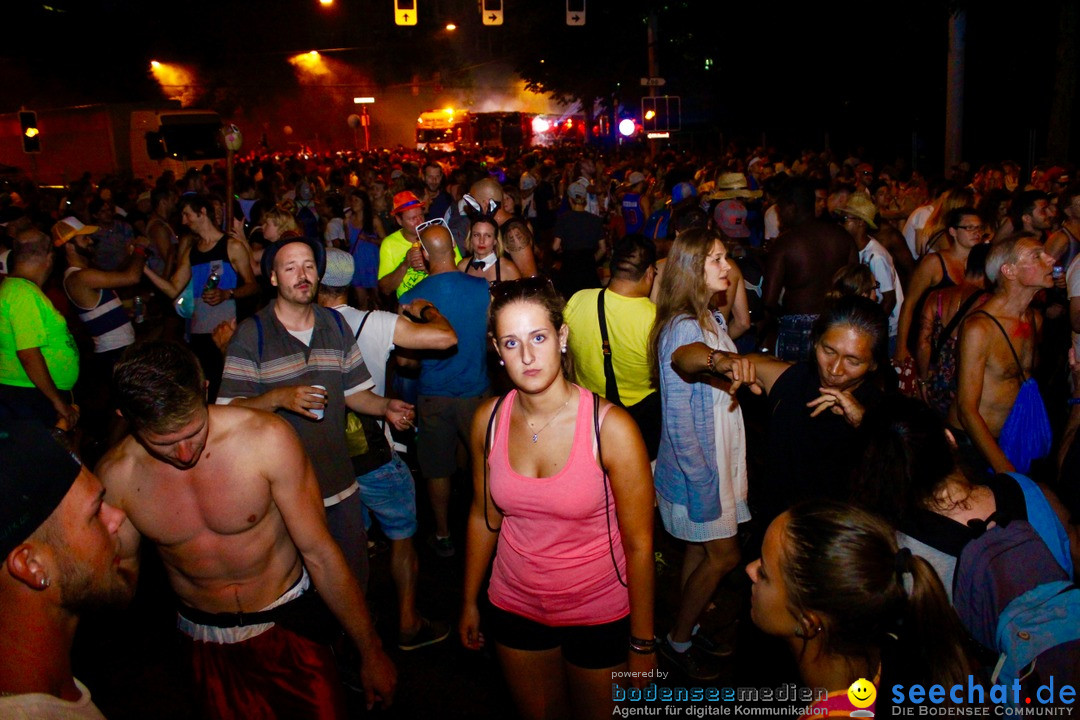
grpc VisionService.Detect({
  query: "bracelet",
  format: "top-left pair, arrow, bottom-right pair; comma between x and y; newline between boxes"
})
629,644 -> 657,655
705,349 -> 720,374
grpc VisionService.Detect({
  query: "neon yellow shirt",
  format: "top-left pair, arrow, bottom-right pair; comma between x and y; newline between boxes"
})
564,288 -> 656,406
0,278 -> 80,389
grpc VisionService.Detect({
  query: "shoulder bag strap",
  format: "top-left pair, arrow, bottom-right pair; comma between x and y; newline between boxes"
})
969,310 -> 1026,382
482,393 -> 512,533
355,310 -> 372,340
930,291 -> 984,365
593,391 -> 627,588
597,289 -> 622,405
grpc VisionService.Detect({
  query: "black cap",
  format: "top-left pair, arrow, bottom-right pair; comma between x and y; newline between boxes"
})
0,421 -> 81,559
260,233 -> 327,281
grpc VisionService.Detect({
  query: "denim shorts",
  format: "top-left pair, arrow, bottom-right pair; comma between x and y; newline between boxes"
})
357,454 -> 417,540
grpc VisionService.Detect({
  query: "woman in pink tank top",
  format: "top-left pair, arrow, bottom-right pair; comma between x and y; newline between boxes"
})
460,277 -> 655,720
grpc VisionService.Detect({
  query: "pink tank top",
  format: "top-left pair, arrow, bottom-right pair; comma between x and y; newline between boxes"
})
487,385 -> 630,626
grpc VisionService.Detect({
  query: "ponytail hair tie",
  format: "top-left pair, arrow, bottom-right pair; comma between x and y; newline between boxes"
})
894,547 -> 914,594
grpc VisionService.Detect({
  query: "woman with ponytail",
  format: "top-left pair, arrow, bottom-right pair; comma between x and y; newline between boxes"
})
747,501 -> 973,718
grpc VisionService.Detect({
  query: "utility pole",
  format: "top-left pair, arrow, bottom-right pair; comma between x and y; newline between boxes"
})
647,12 -> 659,159
944,9 -> 965,176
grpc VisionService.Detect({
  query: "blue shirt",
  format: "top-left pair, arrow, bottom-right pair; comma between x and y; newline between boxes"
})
401,272 -> 490,397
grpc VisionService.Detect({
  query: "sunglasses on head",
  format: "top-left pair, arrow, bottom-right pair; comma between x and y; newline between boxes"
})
414,217 -> 448,252
489,275 -> 557,302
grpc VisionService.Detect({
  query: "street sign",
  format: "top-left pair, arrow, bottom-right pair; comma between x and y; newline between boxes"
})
481,0 -> 503,25
640,77 -> 666,87
395,0 -> 417,26
566,0 -> 584,25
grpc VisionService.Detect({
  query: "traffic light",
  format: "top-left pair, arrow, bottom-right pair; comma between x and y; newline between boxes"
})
394,0 -> 417,26
640,96 -> 681,133
19,111 -> 40,154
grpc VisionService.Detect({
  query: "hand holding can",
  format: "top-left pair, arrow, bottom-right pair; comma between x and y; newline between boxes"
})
309,384 -> 327,421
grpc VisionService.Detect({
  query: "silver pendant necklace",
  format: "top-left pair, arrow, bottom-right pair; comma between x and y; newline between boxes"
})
522,388 -> 572,443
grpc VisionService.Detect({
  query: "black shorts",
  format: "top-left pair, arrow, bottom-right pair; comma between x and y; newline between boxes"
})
487,605 -> 629,670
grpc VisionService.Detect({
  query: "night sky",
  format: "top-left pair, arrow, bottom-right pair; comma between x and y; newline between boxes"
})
1,0 -> 1074,173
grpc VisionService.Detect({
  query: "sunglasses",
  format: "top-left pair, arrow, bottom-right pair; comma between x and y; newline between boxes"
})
489,275 -> 558,302
414,216 -> 448,253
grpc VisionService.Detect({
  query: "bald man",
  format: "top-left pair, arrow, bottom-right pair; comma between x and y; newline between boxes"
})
467,178 -> 538,276
400,224 -> 491,557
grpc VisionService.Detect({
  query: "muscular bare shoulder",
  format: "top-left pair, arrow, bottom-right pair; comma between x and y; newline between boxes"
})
95,435 -> 144,504
210,404 -> 304,469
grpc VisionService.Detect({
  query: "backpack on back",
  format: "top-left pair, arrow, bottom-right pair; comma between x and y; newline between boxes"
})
949,477 -> 1080,691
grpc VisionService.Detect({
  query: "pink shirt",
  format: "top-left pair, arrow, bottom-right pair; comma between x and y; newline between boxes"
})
487,386 -> 630,626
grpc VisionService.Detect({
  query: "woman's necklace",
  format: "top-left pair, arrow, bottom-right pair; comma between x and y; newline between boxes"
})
521,387 -> 573,443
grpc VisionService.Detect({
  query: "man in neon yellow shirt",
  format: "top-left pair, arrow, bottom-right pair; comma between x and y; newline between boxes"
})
564,234 -> 660,457
0,230 -> 80,427
377,191 -> 461,299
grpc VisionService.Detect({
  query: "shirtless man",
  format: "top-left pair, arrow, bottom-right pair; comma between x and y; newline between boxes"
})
949,233 -> 1055,473
145,187 -> 178,277
466,177 -> 538,276
764,177 -> 858,360
97,341 -> 396,719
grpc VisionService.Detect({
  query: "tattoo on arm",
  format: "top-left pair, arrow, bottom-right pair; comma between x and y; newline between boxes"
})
505,233 -> 531,252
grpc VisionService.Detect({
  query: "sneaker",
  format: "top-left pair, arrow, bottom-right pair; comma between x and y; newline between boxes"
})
658,637 -> 721,681
692,631 -> 735,658
398,617 -> 451,651
428,534 -> 455,558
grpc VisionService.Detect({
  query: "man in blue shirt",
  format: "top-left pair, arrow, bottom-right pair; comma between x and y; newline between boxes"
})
400,222 -> 490,557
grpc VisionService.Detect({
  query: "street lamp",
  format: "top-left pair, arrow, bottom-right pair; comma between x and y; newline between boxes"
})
352,97 -> 375,152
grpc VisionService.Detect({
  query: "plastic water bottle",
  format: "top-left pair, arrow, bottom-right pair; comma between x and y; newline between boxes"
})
133,296 -> 145,324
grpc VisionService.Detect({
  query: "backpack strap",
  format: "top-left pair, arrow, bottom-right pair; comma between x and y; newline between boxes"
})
253,314 -> 264,361
1005,472 -> 1075,580
597,289 -> 622,405
968,310 -> 1026,382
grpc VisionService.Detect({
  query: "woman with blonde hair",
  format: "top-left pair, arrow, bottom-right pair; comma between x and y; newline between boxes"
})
649,227 -> 750,680
458,214 -> 521,284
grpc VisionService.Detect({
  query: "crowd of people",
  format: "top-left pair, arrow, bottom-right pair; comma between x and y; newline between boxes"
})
0,140 -> 1079,719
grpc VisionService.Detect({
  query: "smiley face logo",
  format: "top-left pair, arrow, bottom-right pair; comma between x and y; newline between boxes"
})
848,678 -> 877,709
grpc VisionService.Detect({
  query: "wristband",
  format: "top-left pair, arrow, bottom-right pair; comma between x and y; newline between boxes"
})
1069,397 -> 1080,406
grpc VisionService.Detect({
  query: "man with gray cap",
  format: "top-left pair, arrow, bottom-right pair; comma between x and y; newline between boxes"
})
318,247 -> 456,650
0,419 -> 131,717
217,235 -> 415,592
